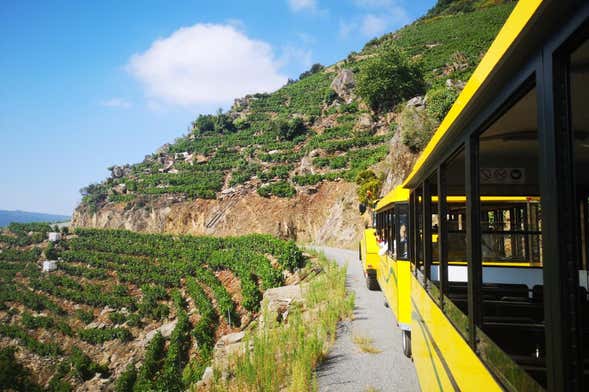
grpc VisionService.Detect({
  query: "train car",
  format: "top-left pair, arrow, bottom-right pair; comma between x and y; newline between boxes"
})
359,226 -> 381,290
373,188 -> 542,358
371,187 -> 413,355
368,1 -> 589,390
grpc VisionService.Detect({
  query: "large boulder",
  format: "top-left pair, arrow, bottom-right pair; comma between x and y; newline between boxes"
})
356,113 -> 374,131
110,165 -> 131,179
141,319 -> 178,346
330,69 -> 356,103
406,96 -> 426,109
261,285 -> 303,326
446,78 -> 466,91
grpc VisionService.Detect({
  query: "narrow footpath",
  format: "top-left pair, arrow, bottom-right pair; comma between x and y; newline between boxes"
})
314,246 -> 420,392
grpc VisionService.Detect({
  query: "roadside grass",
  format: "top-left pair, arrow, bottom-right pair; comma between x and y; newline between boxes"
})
365,386 -> 380,392
352,334 -> 382,354
208,250 -> 354,392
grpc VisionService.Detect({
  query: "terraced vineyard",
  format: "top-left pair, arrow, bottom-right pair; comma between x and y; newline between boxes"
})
0,225 -> 304,390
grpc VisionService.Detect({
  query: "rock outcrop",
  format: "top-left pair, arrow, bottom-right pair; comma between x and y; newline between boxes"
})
330,69 -> 356,103
72,181 -> 362,248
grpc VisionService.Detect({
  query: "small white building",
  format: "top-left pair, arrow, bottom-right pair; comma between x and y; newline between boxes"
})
48,232 -> 62,242
42,260 -> 57,272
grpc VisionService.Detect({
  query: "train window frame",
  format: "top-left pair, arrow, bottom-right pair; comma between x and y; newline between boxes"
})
540,21 -> 589,390
424,173 -> 442,305
438,145 -> 471,340
473,80 -> 546,390
396,203 -> 410,261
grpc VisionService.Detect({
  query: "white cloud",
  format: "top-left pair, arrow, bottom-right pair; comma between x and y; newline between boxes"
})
100,98 -> 132,109
288,0 -> 317,12
127,23 -> 287,107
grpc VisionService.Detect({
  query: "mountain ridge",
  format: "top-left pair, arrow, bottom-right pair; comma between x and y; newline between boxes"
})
0,210 -> 70,228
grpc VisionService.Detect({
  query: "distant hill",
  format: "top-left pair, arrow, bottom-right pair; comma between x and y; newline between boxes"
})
0,210 -> 70,227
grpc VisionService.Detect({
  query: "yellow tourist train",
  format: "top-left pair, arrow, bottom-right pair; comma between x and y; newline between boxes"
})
359,1 -> 589,391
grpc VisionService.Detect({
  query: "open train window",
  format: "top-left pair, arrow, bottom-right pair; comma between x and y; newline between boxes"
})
388,209 -> 395,254
396,204 -> 409,260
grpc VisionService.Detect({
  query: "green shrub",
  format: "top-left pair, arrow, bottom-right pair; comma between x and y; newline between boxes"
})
75,309 -> 94,324
400,105 -> 438,152
257,181 -> 297,198
278,241 -> 305,272
109,312 -> 127,325
115,362 -> 137,392
273,118 -> 307,141
426,86 -> 459,121
70,346 -> 109,381
356,46 -> 425,112
355,170 -> 383,206
259,165 -> 292,182
426,0 -> 479,17
126,313 -> 142,327
299,63 -> 324,80
191,114 -> 215,134
0,347 -> 40,391
78,327 -> 132,344
293,174 -> 324,186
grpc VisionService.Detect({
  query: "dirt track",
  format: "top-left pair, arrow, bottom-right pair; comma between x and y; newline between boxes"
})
314,246 -> 419,392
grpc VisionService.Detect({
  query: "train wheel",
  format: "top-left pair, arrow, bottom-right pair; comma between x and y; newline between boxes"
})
366,275 -> 379,290
402,330 -> 411,358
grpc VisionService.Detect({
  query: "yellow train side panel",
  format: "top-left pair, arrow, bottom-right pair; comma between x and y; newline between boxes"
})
361,228 -> 380,276
397,260 -> 411,329
378,254 -> 399,318
411,275 -> 502,392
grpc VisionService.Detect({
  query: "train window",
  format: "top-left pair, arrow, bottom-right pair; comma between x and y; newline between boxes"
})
396,204 -> 409,260
476,84 -> 545,389
414,185 -> 424,273
569,35 -> 589,388
388,209 -> 395,254
442,147 -> 469,339
426,171 -> 441,303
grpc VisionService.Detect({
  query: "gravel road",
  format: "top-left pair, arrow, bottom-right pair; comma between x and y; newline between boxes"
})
314,246 -> 419,392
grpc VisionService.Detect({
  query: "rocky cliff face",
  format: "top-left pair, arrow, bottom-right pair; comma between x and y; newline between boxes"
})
73,181 -> 364,248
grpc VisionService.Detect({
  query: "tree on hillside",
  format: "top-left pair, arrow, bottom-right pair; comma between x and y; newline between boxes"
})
356,170 -> 383,206
356,46 -> 425,113
191,114 -> 215,134
426,0 -> 479,17
299,63 -> 325,80
273,117 -> 307,141
191,109 -> 235,135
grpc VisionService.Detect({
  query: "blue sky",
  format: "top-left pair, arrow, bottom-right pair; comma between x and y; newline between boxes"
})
0,0 -> 435,215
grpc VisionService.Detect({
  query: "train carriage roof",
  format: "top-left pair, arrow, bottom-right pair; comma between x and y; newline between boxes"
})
376,186 -> 410,211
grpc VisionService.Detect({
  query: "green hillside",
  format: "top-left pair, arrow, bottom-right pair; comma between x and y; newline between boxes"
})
80,2 -> 516,211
